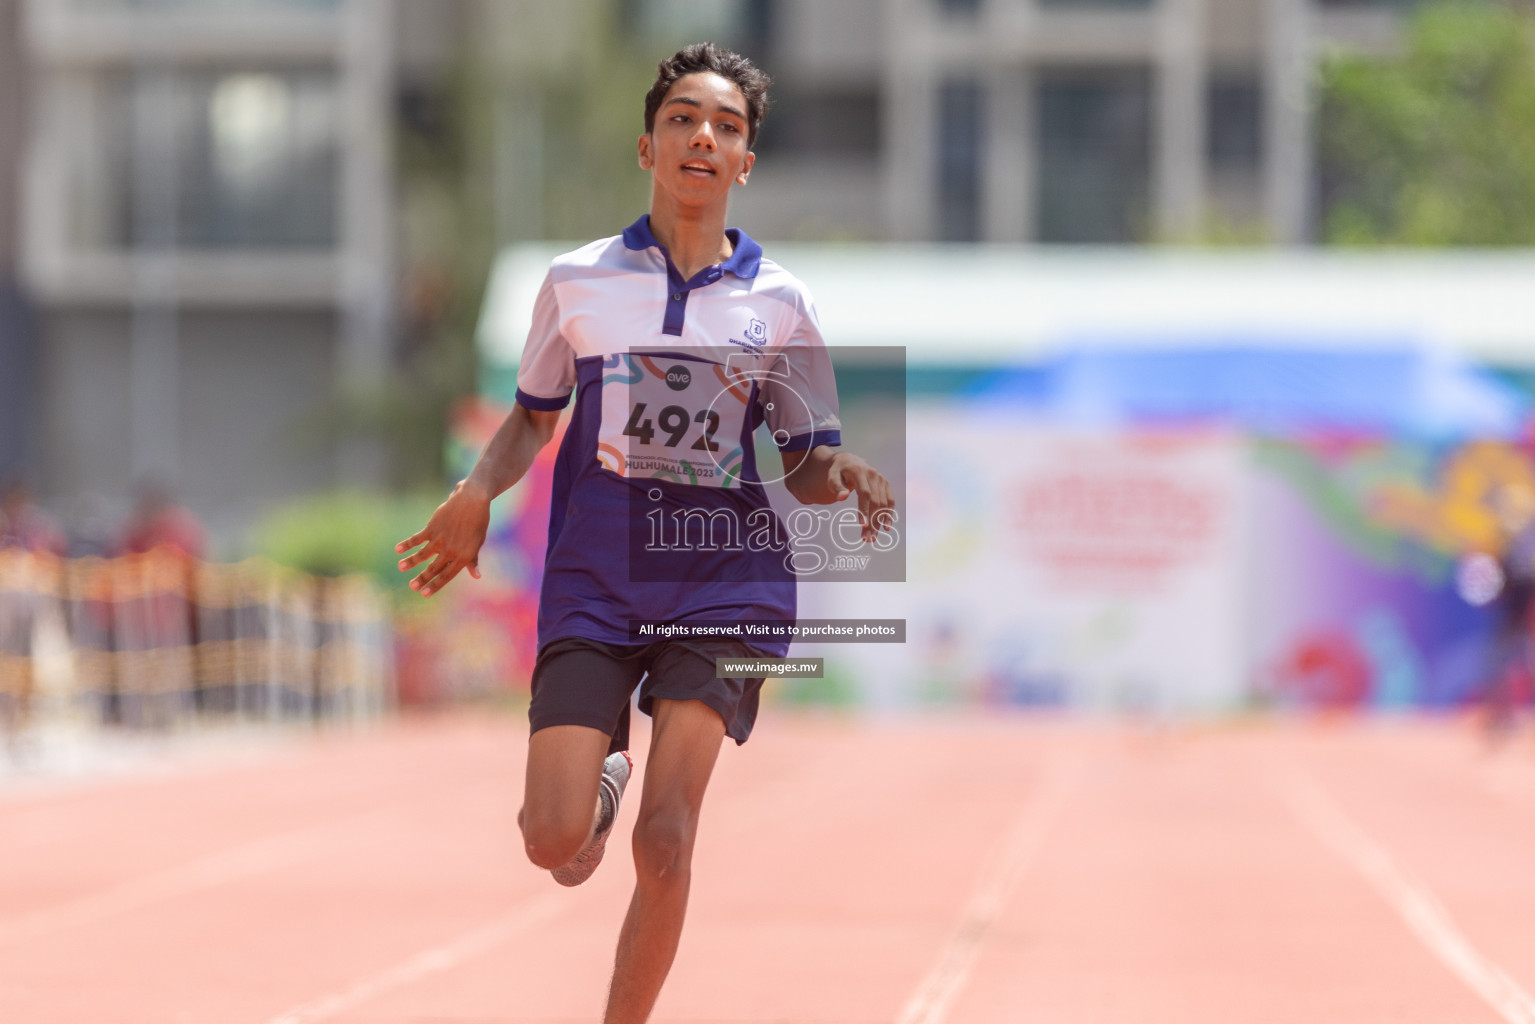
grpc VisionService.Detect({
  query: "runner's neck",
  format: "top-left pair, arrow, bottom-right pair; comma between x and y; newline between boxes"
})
647,203 -> 733,282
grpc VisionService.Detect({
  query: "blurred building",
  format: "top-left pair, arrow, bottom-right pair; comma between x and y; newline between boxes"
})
0,0 -> 1440,540
462,0 -> 1411,244
720,0 -> 1402,244
512,0 -> 1393,244
0,0 -> 33,483
11,0 -> 404,540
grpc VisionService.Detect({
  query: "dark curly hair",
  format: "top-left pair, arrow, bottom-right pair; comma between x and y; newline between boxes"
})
643,42 -> 772,148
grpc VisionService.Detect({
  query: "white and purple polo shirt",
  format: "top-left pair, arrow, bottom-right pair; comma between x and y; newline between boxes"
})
515,215 -> 842,656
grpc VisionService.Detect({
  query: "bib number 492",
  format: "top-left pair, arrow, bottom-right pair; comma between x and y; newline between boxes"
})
622,402 -> 720,451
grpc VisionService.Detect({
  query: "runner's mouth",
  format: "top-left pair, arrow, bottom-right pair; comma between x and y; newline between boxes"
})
681,162 -> 716,177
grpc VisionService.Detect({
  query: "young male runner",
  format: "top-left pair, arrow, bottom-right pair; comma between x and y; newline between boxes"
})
396,43 -> 894,1023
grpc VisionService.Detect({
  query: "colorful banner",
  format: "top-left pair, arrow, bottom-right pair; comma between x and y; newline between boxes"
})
800,419 -> 1527,713
1249,438 -> 1529,710
464,399 -> 1529,712
798,408 -> 1249,712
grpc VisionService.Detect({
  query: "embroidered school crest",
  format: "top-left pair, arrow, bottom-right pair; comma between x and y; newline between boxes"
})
729,317 -> 769,353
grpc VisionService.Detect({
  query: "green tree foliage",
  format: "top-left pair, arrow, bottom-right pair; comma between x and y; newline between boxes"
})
489,0 -> 656,241
302,46 -> 492,493
537,58 -> 658,241
351,2 -> 656,490
252,490 -> 442,603
1320,0 -> 1535,245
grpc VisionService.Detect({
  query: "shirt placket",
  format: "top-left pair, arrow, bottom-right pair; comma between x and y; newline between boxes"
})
659,253 -> 724,338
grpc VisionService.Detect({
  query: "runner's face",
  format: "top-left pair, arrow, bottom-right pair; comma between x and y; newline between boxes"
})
639,72 -> 754,206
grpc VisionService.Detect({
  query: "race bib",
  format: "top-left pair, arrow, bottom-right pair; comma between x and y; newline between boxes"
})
597,354 -> 753,487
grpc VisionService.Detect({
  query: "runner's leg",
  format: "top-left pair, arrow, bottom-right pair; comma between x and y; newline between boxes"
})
520,724 -> 612,869
603,697 -> 726,1024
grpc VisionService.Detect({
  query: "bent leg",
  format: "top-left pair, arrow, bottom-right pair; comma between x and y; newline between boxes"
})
603,698 -> 727,1024
520,724 -> 612,870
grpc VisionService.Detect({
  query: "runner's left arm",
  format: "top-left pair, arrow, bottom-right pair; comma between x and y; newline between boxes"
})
394,404 -> 562,597
397,269 -> 574,597
769,302 -> 893,543
781,446 -> 894,545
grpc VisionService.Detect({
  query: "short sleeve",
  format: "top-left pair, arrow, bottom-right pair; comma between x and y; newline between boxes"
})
514,271 -> 575,412
763,294 -> 841,453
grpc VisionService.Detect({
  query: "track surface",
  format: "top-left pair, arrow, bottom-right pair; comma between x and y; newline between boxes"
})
4,711 -> 1535,1023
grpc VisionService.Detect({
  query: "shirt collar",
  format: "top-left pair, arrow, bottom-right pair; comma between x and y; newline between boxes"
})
621,215 -> 762,281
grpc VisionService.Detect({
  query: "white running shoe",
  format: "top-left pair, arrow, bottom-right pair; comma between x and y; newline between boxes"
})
551,750 -> 633,887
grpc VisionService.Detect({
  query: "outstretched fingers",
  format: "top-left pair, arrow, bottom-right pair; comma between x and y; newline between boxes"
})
412,553 -> 457,596
844,467 -> 893,543
857,487 -> 876,542
395,488 -> 491,596
397,546 -> 436,572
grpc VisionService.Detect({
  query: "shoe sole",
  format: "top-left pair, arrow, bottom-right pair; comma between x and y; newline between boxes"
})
551,751 -> 632,887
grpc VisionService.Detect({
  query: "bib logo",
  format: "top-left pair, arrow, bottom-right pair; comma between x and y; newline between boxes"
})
664,365 -> 692,391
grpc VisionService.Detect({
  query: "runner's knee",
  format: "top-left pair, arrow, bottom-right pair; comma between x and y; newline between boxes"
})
521,804 -> 592,869
632,808 -> 695,881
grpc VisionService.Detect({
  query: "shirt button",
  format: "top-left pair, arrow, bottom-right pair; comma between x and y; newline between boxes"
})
672,292 -> 683,301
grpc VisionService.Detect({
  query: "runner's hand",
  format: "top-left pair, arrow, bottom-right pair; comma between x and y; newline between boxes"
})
394,481 -> 492,597
828,453 -> 895,544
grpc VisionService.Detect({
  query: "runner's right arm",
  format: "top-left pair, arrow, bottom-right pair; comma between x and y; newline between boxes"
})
394,403 -> 562,597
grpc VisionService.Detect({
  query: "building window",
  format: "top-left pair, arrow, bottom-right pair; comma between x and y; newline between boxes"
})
620,0 -> 753,43
1207,73 -> 1263,170
1036,67 -> 1151,243
755,87 -> 880,158
937,78 -> 983,242
73,68 -> 339,249
740,0 -> 775,60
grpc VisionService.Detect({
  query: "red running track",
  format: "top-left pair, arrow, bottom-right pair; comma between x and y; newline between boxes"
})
4,711 -> 1535,1023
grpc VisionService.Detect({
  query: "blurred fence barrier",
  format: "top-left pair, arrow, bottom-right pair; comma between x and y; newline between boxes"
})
0,547 -> 393,736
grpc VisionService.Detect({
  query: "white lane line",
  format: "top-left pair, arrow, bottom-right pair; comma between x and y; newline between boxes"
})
0,808 -> 391,946
267,890 -> 566,1024
896,759 -> 1082,1024
1273,769 -> 1535,1024
263,745 -> 866,1024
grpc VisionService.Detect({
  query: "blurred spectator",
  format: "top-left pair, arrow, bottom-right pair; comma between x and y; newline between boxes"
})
0,475 -> 65,556
111,481 -> 205,728
1479,485 -> 1535,740
0,475 -> 64,737
117,480 -> 206,560
65,494 -> 117,560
